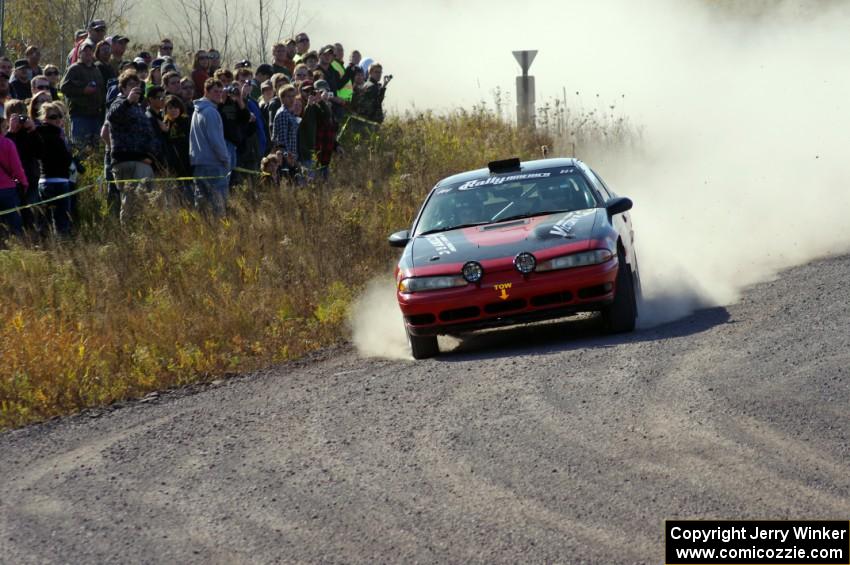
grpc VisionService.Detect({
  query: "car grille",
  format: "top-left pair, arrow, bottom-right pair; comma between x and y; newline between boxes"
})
406,313 -> 437,326
530,291 -> 574,307
439,306 -> 481,322
484,299 -> 526,314
578,283 -> 613,299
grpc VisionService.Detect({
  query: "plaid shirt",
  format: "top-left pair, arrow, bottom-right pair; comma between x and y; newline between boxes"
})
315,108 -> 337,166
272,106 -> 300,159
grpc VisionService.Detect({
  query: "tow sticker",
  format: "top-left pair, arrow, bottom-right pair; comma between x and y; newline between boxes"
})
493,282 -> 512,300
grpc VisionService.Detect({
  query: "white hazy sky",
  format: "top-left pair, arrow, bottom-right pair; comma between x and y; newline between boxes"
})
306,0 -> 636,115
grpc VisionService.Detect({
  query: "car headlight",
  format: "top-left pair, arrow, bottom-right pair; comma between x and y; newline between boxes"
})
535,249 -> 614,272
514,252 -> 537,274
399,275 -> 468,293
462,261 -> 483,283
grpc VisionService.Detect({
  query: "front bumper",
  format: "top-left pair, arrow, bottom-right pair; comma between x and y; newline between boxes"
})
398,258 -> 620,336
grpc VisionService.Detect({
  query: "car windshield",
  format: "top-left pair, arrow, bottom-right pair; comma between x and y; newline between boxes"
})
415,168 -> 598,236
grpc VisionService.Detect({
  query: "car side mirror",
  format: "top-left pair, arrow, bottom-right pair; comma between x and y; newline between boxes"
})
606,197 -> 633,217
388,230 -> 410,248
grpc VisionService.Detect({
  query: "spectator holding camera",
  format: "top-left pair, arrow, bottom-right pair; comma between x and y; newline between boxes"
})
60,39 -> 106,148
4,100 -> 42,230
145,86 -> 169,171
0,111 -> 29,236
213,69 -> 251,177
105,70 -> 157,224
235,68 -> 266,175
355,62 -> 391,124
163,95 -> 192,201
296,80 -> 330,175
312,80 -> 338,180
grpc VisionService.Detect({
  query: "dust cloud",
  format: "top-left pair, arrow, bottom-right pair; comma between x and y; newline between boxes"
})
349,278 -> 412,360
570,0 -> 850,326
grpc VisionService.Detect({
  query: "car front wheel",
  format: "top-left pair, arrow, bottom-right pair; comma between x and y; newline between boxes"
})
602,250 -> 637,333
406,327 -> 439,359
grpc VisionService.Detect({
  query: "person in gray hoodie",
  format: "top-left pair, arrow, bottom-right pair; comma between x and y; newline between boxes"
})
190,77 -> 230,216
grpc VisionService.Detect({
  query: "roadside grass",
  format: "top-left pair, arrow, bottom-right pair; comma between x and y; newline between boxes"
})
0,109 -> 550,429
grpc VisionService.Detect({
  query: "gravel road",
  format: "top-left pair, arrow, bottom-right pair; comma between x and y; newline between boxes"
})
2,255 -> 849,564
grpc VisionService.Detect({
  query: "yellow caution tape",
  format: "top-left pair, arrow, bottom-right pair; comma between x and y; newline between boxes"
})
0,167 -> 267,217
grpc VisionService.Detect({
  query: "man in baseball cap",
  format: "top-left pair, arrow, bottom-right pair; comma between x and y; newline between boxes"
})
9,60 -> 32,100
107,36 -> 129,73
60,36 -> 106,148
88,20 -> 108,43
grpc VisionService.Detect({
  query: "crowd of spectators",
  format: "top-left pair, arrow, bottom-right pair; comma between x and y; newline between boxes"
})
0,20 -> 393,234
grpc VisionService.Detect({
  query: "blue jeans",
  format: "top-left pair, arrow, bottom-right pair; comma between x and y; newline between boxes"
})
38,180 -> 73,236
70,115 -> 102,149
0,187 -> 23,236
193,165 -> 230,216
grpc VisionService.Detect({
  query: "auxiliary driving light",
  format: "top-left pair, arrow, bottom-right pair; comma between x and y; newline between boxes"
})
462,261 -> 483,283
514,252 -> 536,275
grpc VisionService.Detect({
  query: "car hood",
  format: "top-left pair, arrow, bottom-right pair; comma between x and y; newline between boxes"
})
410,209 -> 600,269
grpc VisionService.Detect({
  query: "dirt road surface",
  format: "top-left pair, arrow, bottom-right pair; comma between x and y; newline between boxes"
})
2,255 -> 849,564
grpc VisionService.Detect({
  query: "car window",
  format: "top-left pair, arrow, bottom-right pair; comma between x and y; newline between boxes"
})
589,168 -> 616,200
415,168 -> 598,236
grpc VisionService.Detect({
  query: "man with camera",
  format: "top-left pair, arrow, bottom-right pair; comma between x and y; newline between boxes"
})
104,70 -> 157,224
213,69 -> 252,187
354,62 -> 392,125
60,39 -> 106,149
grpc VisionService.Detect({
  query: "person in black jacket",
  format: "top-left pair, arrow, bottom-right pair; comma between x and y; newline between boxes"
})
213,69 -> 251,186
35,102 -> 74,236
145,86 -> 169,172
163,95 -> 193,204
105,70 -> 157,224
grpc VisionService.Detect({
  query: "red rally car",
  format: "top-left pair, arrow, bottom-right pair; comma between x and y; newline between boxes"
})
388,157 -> 640,359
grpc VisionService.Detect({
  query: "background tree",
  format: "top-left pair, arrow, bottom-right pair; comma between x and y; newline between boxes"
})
2,0 -> 133,65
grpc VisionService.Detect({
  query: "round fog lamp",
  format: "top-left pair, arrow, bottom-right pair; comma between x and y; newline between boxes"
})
462,261 -> 483,283
514,252 -> 537,274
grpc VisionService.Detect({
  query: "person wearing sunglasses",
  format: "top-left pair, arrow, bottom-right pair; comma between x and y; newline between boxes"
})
42,65 -> 61,91
158,39 -> 174,59
35,102 -> 74,235
207,49 -> 222,73
29,75 -> 56,101
292,33 -> 310,65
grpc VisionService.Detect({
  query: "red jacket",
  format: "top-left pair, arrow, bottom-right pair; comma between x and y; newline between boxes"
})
0,137 -> 28,191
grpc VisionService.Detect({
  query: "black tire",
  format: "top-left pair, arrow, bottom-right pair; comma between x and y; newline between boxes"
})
406,327 -> 439,359
602,250 -> 637,333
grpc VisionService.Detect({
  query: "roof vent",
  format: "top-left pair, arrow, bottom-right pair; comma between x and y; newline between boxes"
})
488,158 -> 521,174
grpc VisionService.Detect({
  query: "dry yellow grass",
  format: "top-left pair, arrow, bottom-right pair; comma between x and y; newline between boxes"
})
0,109 -> 550,429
